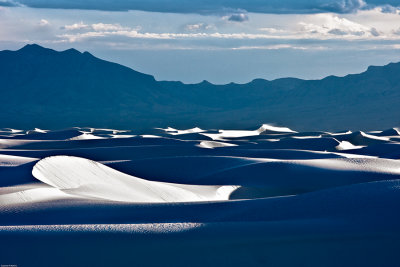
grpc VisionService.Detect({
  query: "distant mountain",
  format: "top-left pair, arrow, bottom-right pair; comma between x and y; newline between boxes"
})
0,44 -> 399,131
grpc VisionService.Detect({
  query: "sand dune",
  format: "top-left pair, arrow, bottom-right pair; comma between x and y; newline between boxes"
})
1,125 -> 400,266
0,154 -> 38,166
32,156 -> 238,203
69,133 -> 106,140
202,124 -> 296,140
162,127 -> 205,135
198,140 -> 238,149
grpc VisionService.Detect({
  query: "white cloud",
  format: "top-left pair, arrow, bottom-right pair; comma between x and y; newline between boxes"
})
299,14 -> 380,37
57,13 -> 400,44
185,23 -> 214,32
62,22 -> 133,33
91,23 -> 128,31
258,27 -> 286,34
58,30 -> 287,43
2,6 -> 400,54
39,19 -> 49,26
63,22 -> 89,31
231,44 -> 308,50
344,7 -> 400,35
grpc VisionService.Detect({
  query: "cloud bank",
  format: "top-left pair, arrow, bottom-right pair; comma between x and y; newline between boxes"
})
7,0 -> 400,14
56,12 -> 395,45
0,0 -> 20,7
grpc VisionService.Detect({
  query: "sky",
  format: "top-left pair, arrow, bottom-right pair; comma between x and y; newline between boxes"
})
0,0 -> 400,84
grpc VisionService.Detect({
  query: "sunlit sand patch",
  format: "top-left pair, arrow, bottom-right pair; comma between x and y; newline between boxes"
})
32,156 -> 239,203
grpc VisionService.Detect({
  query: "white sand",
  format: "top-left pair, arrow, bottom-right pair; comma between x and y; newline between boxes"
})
32,156 -> 238,203
1,124 -> 400,266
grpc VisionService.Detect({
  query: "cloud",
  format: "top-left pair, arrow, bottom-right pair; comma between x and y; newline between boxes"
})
299,14 -> 380,37
54,9 -> 400,46
62,22 -> 90,31
57,31 -> 267,43
226,13 -> 249,22
185,23 -> 214,32
4,0 -> 396,14
0,0 -> 20,7
3,6 -> 400,54
231,44 -> 308,50
62,22 -> 131,32
91,23 -> 128,31
39,19 -> 49,27
57,26 -> 385,44
321,0 -> 366,13
58,28 -> 288,43
259,28 -> 287,34
379,4 -> 400,13
369,27 -> 380,36
393,27 -> 400,35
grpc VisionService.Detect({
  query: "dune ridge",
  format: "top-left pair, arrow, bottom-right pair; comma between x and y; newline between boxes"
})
32,156 -> 238,203
1,124 -> 400,266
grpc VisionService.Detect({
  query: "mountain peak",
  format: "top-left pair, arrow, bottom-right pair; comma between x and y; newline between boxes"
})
18,44 -> 84,57
64,48 -> 81,53
83,51 -> 94,57
19,44 -> 49,53
199,80 -> 212,85
21,43 -> 42,49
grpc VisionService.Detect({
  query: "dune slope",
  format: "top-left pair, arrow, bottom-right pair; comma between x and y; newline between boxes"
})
0,124 -> 400,266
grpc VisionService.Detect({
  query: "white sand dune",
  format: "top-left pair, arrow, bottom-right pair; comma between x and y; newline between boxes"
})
258,124 -> 297,134
84,128 -> 129,134
335,140 -> 365,150
202,124 -> 296,140
26,128 -> 48,134
105,155 -> 400,199
111,134 -> 136,138
1,124 -> 400,266
32,156 -> 238,203
0,187 -> 80,205
163,127 -> 205,135
0,139 -> 49,149
0,128 -> 24,134
0,154 -> 38,166
140,134 -> 162,138
341,131 -> 391,146
198,140 -> 238,149
291,135 -> 322,139
374,128 -> 400,137
68,133 -> 106,140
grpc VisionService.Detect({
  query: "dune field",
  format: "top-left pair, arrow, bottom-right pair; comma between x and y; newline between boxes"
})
1,124 -> 400,266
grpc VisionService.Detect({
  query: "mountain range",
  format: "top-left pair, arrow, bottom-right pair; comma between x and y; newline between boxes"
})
1,44 -> 399,131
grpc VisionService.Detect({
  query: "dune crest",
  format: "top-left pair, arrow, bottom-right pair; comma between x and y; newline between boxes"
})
32,156 -> 239,203
1,124 -> 400,266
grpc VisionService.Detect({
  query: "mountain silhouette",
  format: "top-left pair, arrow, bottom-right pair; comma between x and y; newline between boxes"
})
1,44 -> 399,131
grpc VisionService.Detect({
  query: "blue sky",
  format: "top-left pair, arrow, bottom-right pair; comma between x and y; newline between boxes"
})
0,0 -> 400,83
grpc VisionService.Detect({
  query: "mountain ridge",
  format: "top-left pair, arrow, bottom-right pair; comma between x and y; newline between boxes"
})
16,44 -> 399,86
0,44 -> 399,131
